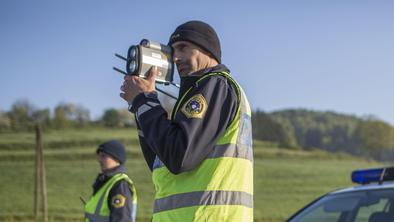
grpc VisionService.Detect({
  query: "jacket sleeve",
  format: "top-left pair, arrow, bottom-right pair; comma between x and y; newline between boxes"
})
108,180 -> 136,222
135,116 -> 156,171
131,75 -> 238,174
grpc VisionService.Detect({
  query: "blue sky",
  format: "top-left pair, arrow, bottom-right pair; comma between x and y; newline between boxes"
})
1,1 -> 393,125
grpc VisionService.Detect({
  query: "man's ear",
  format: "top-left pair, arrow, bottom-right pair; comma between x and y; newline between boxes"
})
197,46 -> 218,64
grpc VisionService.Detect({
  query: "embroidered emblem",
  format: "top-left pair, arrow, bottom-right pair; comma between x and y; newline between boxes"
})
181,94 -> 207,118
171,33 -> 180,40
111,194 -> 126,208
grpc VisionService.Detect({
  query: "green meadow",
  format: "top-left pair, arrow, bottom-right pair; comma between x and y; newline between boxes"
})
0,128 -> 380,222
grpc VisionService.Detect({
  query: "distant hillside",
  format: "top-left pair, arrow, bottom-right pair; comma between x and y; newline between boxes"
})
253,109 -> 394,161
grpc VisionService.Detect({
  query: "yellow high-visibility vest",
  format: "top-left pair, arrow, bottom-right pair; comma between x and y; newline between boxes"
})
152,71 -> 253,221
84,173 -> 137,222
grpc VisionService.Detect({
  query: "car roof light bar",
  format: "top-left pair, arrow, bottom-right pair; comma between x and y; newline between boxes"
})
352,167 -> 394,185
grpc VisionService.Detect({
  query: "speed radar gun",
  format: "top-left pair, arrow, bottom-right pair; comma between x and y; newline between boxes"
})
113,39 -> 179,99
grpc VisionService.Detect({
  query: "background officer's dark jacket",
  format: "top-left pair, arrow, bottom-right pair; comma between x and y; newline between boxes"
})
130,64 -> 238,173
92,165 -> 134,221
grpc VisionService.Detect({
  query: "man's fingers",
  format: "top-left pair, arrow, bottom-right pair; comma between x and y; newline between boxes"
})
120,81 -> 126,91
148,66 -> 158,82
131,76 -> 139,84
124,75 -> 132,81
124,69 -> 155,93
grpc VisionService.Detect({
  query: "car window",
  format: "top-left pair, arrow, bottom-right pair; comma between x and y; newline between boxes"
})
289,194 -> 361,222
291,205 -> 342,222
354,198 -> 389,222
288,189 -> 394,222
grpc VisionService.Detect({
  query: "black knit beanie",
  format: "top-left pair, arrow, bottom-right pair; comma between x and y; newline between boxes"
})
96,140 -> 126,164
168,20 -> 221,63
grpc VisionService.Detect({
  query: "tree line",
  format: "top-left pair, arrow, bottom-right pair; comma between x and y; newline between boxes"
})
253,109 -> 394,161
2,100 -> 394,161
0,99 -> 134,132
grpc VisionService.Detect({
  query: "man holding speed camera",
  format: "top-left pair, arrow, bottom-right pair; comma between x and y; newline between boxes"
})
120,20 -> 253,221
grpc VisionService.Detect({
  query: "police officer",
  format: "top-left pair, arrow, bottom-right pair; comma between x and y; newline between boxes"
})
84,140 -> 137,222
120,20 -> 253,221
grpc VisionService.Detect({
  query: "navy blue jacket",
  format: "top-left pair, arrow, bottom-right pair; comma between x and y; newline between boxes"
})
131,64 -> 238,174
92,165 -> 135,222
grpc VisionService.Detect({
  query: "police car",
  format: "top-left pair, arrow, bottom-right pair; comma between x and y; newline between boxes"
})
286,167 -> 394,222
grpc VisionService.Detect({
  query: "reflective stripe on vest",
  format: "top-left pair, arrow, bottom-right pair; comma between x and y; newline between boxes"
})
153,143 -> 253,170
154,190 -> 253,213
152,71 -> 253,221
84,173 -> 137,222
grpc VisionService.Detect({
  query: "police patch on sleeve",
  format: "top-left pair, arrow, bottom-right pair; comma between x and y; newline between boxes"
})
111,194 -> 126,208
181,94 -> 207,119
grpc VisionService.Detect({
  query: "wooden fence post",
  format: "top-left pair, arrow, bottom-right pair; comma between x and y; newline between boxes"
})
34,125 -> 41,222
34,124 -> 48,222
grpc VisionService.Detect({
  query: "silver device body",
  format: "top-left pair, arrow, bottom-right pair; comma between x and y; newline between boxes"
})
127,39 -> 174,84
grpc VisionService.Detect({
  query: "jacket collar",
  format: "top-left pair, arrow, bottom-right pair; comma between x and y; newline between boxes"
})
102,164 -> 126,177
179,64 -> 229,96
92,165 -> 127,194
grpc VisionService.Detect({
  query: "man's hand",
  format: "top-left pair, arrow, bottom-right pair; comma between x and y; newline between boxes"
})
120,66 -> 157,104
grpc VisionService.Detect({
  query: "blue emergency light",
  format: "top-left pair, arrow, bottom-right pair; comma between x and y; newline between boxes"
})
351,167 -> 394,184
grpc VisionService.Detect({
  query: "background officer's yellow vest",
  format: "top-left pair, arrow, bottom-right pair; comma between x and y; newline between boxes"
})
152,72 -> 253,221
84,173 -> 137,222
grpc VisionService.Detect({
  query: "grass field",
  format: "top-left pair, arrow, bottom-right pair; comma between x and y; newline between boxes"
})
0,128 -> 383,222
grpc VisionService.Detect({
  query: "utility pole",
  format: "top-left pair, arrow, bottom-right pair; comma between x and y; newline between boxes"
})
34,124 -> 48,222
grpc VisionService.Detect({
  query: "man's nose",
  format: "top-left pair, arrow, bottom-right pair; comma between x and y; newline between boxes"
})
172,52 -> 181,63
